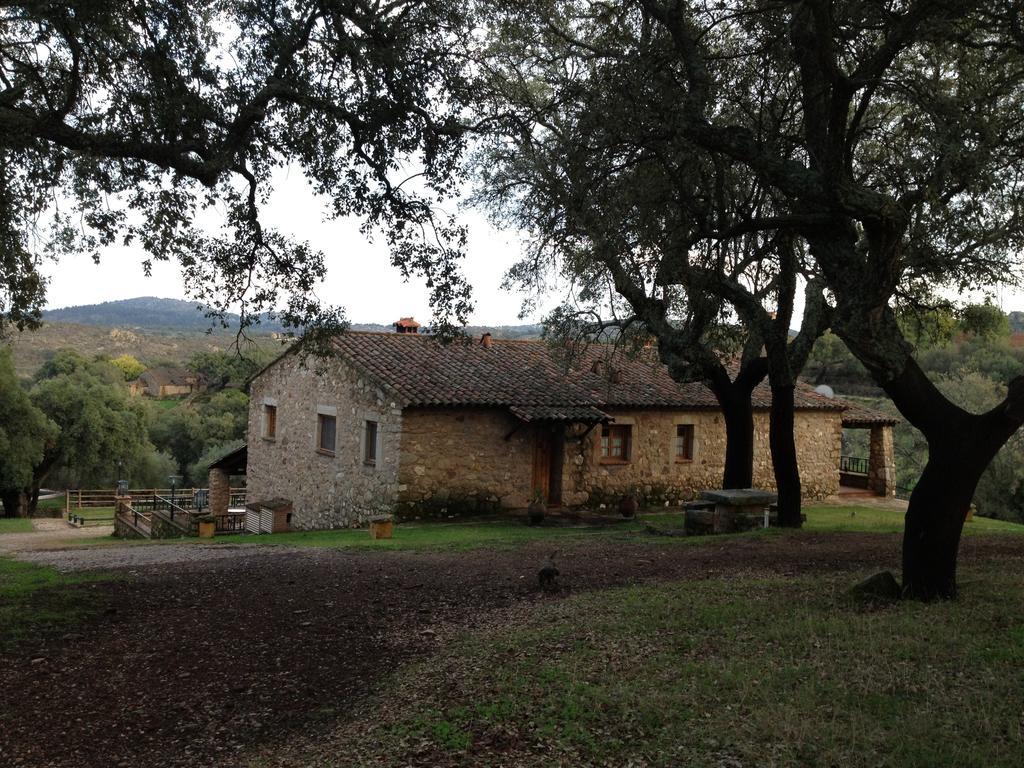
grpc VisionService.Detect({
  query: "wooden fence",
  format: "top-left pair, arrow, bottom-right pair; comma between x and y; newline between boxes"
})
65,487 -> 247,515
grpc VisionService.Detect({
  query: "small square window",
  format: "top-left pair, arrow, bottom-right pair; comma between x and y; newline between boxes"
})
317,413 -> 336,455
364,420 -> 378,465
600,424 -> 632,463
263,404 -> 277,439
675,424 -> 694,462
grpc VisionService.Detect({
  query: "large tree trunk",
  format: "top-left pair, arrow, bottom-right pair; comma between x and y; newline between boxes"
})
769,383 -> 802,527
720,390 -> 756,489
1,489 -> 29,518
902,434 -> 1008,599
708,359 -> 769,490
835,311 -> 1024,599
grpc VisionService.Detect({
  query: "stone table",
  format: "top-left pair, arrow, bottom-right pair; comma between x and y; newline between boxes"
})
697,488 -> 779,533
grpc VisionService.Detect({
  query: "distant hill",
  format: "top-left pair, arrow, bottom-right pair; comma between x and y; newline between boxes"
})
41,297 -> 544,339
5,321 -> 283,378
42,297 -> 287,332
6,297 -> 542,378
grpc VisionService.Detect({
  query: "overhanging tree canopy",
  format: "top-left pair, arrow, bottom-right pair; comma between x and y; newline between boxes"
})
0,0 -> 476,338
478,0 -> 1024,597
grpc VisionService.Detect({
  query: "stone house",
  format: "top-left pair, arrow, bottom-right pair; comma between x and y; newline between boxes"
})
130,366 -> 203,397
245,330 -> 896,529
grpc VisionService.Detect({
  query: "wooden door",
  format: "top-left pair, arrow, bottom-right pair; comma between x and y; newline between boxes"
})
532,430 -> 551,502
533,426 -> 565,506
547,426 -> 564,506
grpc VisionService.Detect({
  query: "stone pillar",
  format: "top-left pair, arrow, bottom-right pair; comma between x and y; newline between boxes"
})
868,425 -> 895,497
208,467 -> 230,516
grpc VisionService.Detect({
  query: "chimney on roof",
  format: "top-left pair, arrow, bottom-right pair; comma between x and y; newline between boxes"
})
395,317 -> 420,334
480,332 -> 493,348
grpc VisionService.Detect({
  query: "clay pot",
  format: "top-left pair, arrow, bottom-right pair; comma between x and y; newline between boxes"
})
527,501 -> 546,526
619,495 -> 639,518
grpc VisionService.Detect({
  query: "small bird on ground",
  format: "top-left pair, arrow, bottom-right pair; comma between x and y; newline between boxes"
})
538,551 -> 560,592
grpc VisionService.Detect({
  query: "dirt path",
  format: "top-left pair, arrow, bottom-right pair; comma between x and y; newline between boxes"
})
0,518 -> 113,554
2,532 -> 1022,768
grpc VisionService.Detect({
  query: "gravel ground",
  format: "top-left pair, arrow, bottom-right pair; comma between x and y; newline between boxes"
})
14,542 -> 298,571
0,519 -> 113,554
2,532 -> 1022,768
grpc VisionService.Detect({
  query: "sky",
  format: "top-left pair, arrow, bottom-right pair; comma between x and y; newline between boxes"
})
40,167 -> 1024,326
40,169 -> 538,327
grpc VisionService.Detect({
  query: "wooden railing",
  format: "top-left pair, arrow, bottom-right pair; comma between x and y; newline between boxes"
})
215,513 -> 247,533
115,502 -> 153,537
64,487 -> 246,514
840,455 -> 869,475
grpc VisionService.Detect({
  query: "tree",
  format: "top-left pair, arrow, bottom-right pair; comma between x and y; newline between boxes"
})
187,350 -> 269,391
475,2 -> 829,524
480,1 -> 1024,598
0,348 -> 55,516
960,303 -> 1012,341
148,389 -> 250,475
1,0 -> 476,339
110,354 -> 145,382
27,356 -> 156,510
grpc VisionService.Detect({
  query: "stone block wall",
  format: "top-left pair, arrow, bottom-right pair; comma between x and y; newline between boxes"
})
208,467 -> 230,516
398,406 -> 843,514
868,424 -> 896,496
752,411 -> 843,499
571,410 -> 725,506
246,353 -> 402,528
397,407 -> 535,516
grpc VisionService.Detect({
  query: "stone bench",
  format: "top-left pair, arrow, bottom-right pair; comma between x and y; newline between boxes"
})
696,489 -> 779,534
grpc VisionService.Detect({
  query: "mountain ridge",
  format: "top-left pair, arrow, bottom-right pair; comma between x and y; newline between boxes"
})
41,296 -> 543,338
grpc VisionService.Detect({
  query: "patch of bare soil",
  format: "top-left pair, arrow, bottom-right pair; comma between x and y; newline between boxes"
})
1,533 -> 1021,767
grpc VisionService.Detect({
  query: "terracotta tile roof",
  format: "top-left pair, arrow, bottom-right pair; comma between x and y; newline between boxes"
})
329,332 -> 845,413
509,405 -> 610,423
839,401 -> 899,427
140,366 -> 194,387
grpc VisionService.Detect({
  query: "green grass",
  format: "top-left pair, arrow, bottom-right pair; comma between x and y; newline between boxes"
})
206,505 -> 1022,552
68,506 -> 116,523
0,557 -> 113,650
52,503 -> 1021,554
0,518 -> 34,533
337,565 -> 1024,768
805,505 -> 1024,535
209,515 -> 657,551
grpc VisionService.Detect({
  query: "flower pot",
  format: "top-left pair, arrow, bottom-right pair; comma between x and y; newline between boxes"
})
619,495 -> 639,518
198,520 -> 216,539
527,501 -> 546,526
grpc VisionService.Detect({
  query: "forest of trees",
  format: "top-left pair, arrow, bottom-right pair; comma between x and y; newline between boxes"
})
806,305 -> 1024,524
0,348 -> 267,517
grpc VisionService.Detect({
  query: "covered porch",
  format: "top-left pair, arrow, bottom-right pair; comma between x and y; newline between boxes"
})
839,404 -> 898,497
508,405 -> 610,508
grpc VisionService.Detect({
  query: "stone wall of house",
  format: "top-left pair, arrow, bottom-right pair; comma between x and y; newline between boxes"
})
397,407 -> 535,517
574,408 -> 841,504
868,424 -> 896,497
246,354 -> 403,529
397,406 -> 842,514
571,410 -> 727,507
752,411 -> 843,500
